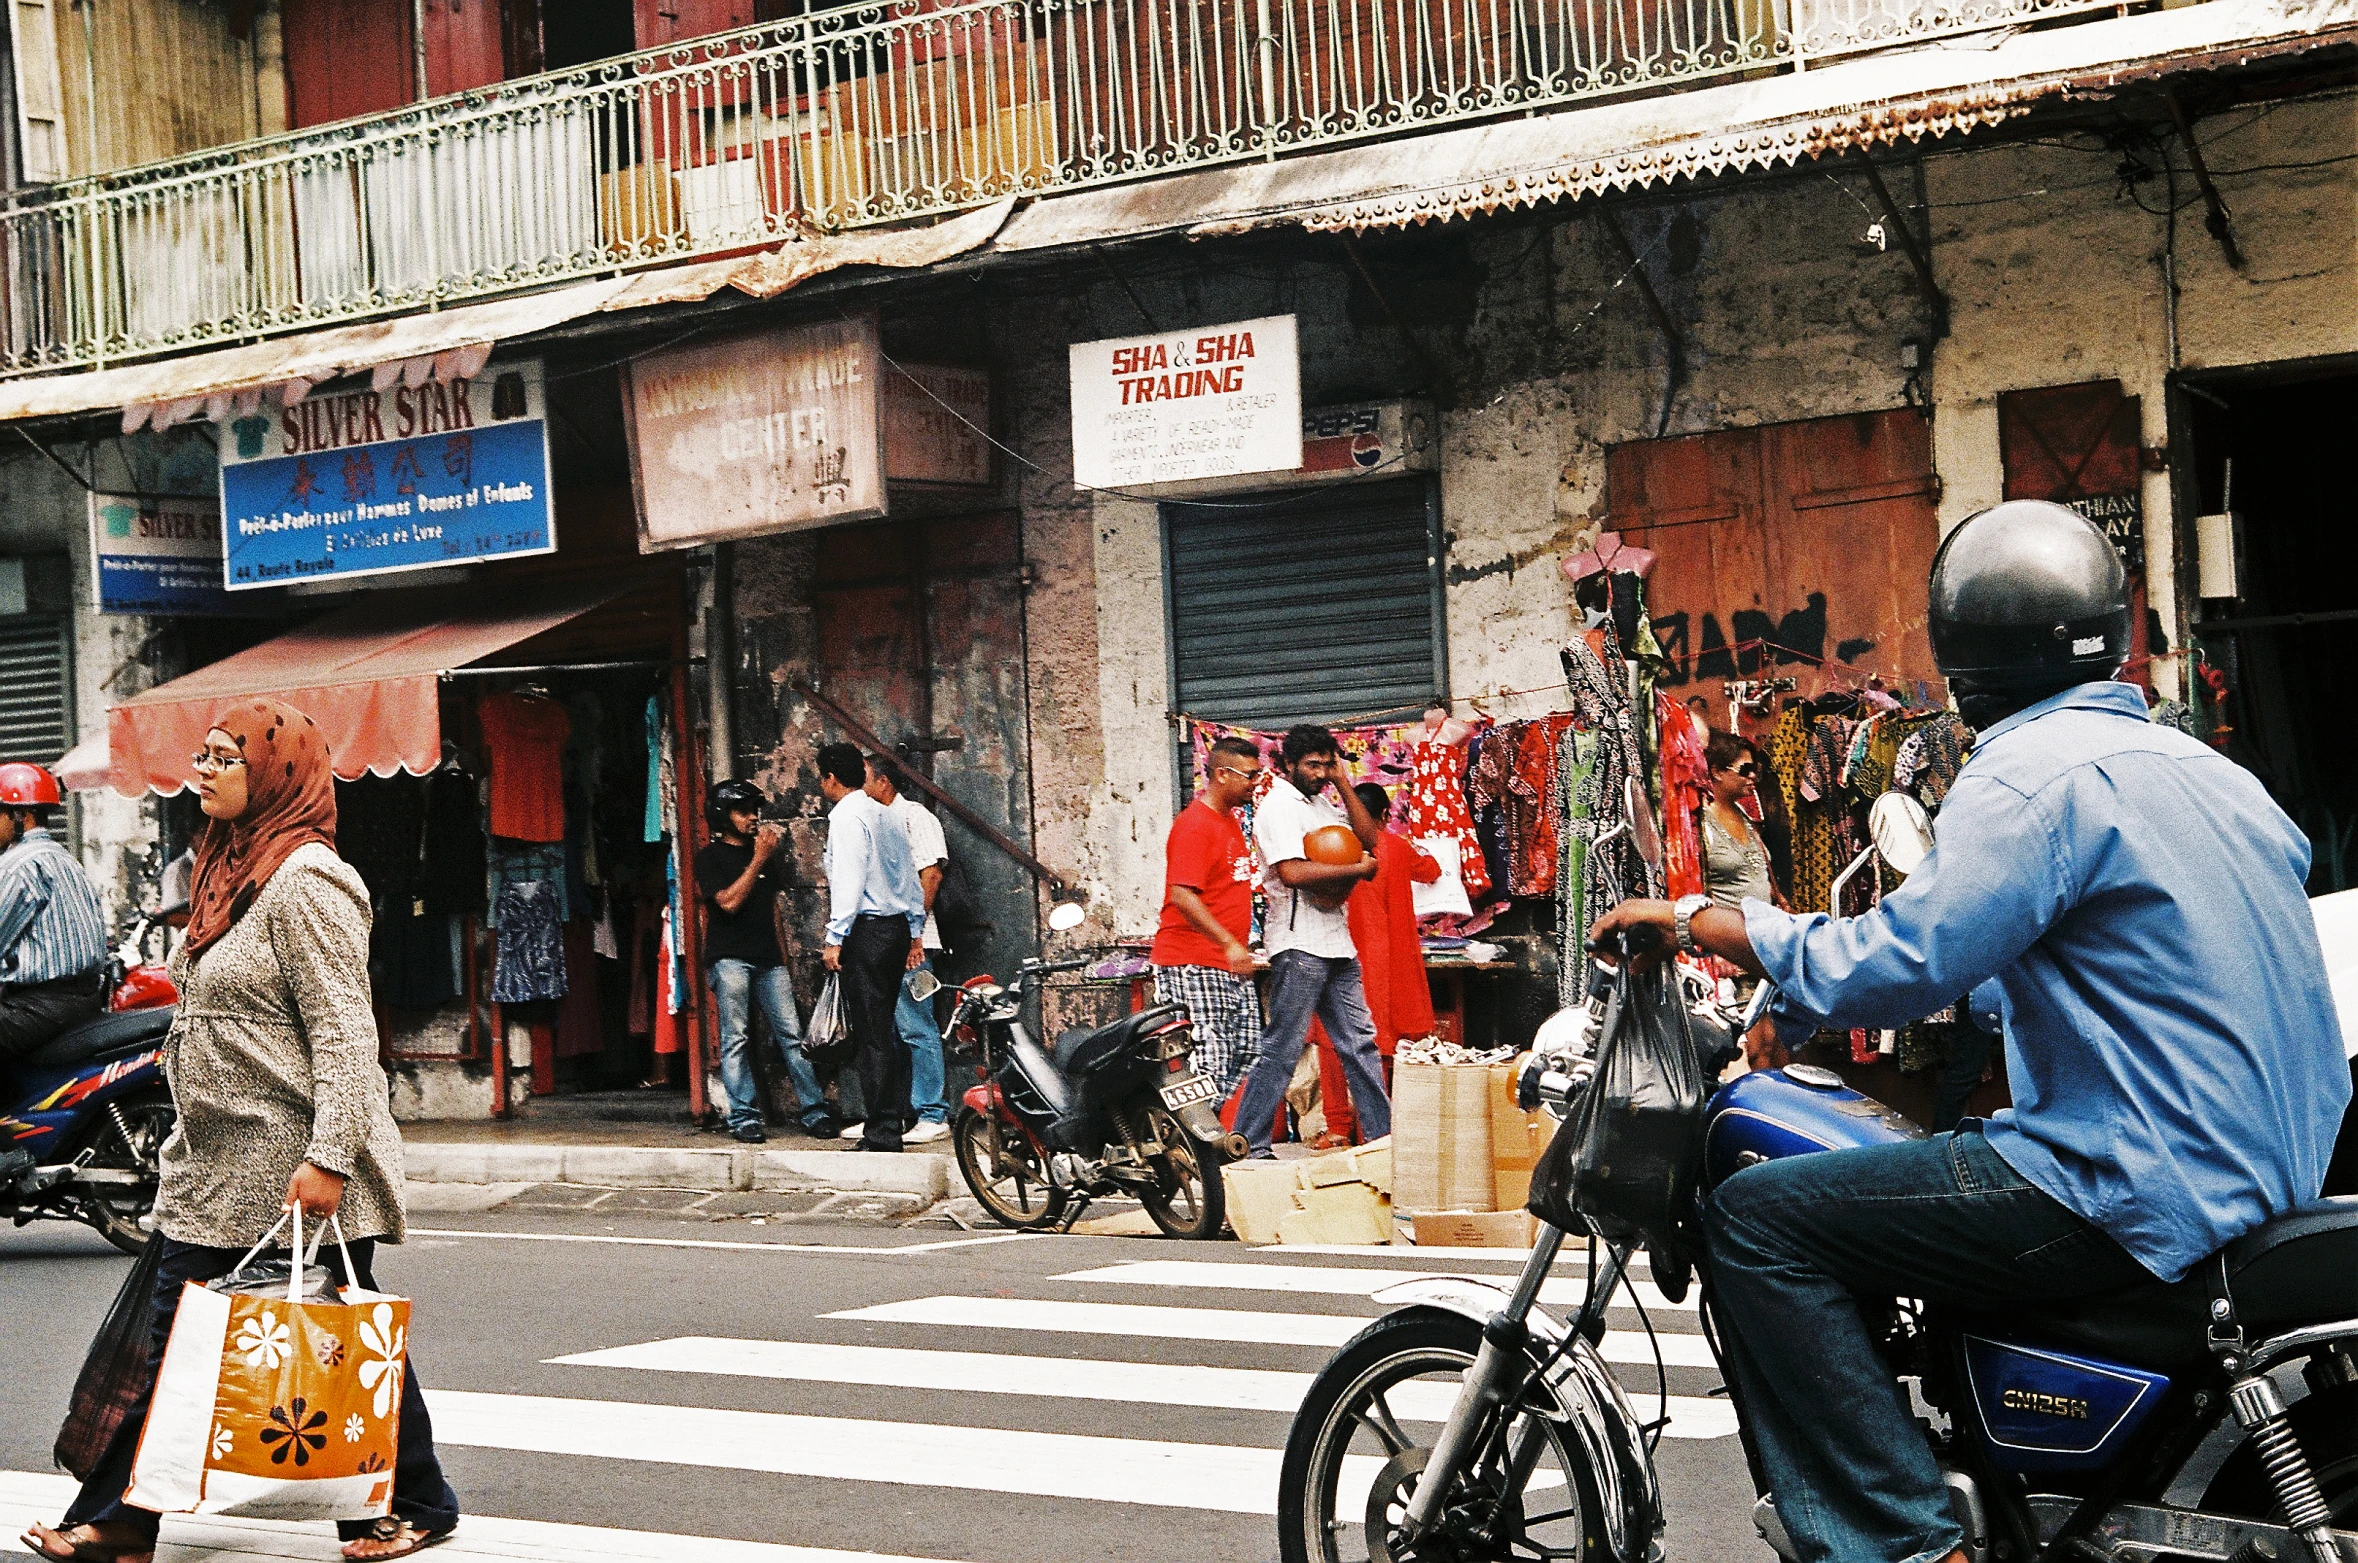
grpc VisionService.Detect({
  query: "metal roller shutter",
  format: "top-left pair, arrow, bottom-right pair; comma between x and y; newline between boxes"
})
1164,478 -> 1445,730
0,617 -> 70,764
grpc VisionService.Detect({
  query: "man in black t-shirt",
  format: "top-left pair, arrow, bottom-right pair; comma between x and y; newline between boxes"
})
695,780 -> 835,1143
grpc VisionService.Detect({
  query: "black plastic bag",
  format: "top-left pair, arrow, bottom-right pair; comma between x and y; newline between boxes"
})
1528,958 -> 1709,1250
55,1233 -> 165,1481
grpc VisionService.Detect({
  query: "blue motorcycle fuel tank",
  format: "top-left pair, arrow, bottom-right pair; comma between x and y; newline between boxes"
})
1702,1064 -> 1926,1187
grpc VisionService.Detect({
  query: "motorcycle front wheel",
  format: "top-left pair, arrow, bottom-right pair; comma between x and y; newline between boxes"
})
952,1107 -> 1068,1231
78,1086 -> 175,1257
1139,1103 -> 1226,1240
1279,1309 -> 1610,1563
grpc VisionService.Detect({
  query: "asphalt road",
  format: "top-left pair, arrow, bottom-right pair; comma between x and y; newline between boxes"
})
0,1206 -> 1767,1562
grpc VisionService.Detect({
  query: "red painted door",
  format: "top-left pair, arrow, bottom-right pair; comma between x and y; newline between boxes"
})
1607,408 -> 1944,717
635,0 -> 759,47
283,0 -> 512,128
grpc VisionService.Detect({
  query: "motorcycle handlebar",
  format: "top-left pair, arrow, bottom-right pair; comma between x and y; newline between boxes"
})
1021,955 -> 1095,977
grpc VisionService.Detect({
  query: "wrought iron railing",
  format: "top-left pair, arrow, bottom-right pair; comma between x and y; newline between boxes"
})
0,0 -> 2142,376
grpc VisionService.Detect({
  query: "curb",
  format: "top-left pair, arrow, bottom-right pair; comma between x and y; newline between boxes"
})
403,1142 -> 951,1201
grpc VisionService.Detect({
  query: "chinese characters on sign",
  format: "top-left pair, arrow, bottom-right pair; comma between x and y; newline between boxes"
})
883,363 -> 992,487
217,361 -> 555,589
626,317 -> 887,549
90,493 -> 241,615
1068,315 -> 1300,489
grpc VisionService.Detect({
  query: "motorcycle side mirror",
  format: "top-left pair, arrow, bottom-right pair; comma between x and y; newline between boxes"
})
905,968 -> 943,1002
1045,900 -> 1087,933
1869,792 -> 1935,879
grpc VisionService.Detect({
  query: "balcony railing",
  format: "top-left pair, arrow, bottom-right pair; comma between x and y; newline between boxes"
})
0,0 -> 2137,377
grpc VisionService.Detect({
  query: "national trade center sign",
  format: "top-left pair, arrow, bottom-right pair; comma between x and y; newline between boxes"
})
218,361 -> 554,589
1069,315 -> 1301,490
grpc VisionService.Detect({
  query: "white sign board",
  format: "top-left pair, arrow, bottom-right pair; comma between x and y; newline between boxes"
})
1069,315 -> 1300,490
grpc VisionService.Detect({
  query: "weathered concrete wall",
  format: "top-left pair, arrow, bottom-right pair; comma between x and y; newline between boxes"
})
990,91 -> 2355,945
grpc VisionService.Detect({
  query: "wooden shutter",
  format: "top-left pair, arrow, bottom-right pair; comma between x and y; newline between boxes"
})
10,0 -> 66,182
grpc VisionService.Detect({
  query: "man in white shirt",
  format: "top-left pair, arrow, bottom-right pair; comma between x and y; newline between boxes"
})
816,742 -> 928,1153
1232,724 -> 1392,1155
866,753 -> 952,1145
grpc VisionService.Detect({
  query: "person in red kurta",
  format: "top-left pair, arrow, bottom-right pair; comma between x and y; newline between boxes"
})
1312,784 -> 1440,1146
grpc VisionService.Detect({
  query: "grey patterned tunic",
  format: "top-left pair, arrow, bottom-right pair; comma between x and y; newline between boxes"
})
153,842 -> 407,1248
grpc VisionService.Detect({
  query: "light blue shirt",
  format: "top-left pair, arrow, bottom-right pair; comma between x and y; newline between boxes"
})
0,828 -> 108,985
1745,681 -> 2350,1281
822,790 -> 926,945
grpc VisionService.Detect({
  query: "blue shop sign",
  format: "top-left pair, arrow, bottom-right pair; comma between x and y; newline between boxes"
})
91,493 -> 246,616
218,360 -> 555,590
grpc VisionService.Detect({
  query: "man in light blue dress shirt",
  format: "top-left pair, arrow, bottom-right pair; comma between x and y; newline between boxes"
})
816,742 -> 927,1153
1592,502 -> 2349,1563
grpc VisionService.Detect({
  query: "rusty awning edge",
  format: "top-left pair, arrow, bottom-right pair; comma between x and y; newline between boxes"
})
990,0 -> 2358,247
0,199 -> 1018,426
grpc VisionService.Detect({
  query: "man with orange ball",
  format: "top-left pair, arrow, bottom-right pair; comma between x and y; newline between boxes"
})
1232,724 -> 1393,1157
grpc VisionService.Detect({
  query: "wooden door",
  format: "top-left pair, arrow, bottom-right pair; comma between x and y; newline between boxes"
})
1607,407 -> 1943,716
283,0 -> 512,127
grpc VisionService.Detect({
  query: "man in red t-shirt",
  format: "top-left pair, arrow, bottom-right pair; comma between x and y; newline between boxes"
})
1151,735 -> 1265,1093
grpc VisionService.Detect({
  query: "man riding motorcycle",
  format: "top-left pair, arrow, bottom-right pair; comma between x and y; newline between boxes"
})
1590,499 -> 2351,1563
0,762 -> 109,1071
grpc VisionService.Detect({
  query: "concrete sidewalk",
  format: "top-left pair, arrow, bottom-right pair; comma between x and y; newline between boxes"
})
400,1117 -> 956,1203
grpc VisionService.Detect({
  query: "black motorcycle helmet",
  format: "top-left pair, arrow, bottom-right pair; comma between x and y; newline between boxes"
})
707,778 -> 767,828
1929,499 -> 2130,729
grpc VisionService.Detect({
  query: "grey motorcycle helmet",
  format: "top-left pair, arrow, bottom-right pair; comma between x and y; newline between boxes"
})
1929,499 -> 2130,726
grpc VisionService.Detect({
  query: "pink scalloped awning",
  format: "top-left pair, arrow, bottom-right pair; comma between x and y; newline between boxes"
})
109,582 -> 623,798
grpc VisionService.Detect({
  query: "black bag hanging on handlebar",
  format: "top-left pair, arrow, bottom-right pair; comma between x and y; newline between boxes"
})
1527,958 -> 1709,1249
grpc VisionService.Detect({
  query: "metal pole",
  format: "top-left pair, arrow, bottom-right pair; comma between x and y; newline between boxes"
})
413,0 -> 431,101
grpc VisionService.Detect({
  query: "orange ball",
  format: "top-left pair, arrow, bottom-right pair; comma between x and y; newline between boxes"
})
1303,824 -> 1365,866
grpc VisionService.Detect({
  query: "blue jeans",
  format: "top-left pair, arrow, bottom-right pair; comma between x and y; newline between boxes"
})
1706,1126 -> 2151,1563
897,957 -> 949,1124
1232,950 -> 1391,1154
708,959 -> 828,1130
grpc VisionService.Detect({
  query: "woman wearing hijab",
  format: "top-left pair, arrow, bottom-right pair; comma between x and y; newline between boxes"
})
24,699 -> 460,1563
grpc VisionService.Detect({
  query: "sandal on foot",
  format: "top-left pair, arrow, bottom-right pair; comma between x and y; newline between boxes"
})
20,1522 -> 153,1563
341,1518 -> 458,1560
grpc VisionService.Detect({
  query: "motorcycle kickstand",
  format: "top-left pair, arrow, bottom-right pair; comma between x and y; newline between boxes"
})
1056,1190 -> 1094,1233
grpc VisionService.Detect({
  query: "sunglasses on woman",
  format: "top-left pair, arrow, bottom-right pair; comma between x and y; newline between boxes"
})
1730,762 -> 1758,778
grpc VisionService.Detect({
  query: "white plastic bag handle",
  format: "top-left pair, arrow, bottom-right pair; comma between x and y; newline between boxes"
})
228,1205 -> 360,1303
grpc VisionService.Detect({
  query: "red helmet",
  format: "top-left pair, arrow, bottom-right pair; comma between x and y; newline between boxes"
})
0,763 -> 63,807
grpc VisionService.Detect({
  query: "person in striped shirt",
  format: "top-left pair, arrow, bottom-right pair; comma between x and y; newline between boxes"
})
0,762 -> 108,1070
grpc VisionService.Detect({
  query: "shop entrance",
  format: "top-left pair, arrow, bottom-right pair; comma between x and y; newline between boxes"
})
2181,364 -> 2358,889
809,513 -> 1041,988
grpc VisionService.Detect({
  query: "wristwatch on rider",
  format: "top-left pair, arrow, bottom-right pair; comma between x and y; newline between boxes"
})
1673,894 -> 1713,955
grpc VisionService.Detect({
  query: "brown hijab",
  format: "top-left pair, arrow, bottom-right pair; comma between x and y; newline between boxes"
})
182,697 -> 339,961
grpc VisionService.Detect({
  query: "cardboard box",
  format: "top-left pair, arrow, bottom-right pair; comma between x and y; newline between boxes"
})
1276,1181 -> 1391,1246
1393,1064 -> 1497,1214
1222,1157 -> 1307,1247
1489,1060 -> 1551,1211
1413,1209 -> 1540,1248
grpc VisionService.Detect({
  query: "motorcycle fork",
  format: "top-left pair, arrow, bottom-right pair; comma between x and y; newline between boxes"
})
1403,1224 -> 1568,1536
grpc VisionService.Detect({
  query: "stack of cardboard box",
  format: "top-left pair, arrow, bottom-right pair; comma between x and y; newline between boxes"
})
1221,1138 -> 1394,1246
1391,1057 -> 1550,1246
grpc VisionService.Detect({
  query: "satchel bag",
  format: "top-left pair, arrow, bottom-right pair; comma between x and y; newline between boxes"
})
1527,958 -> 1709,1251
125,1208 -> 407,1522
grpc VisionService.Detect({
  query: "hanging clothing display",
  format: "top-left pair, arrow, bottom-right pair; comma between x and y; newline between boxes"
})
373,904 -> 460,1009
1655,689 -> 1709,901
1401,739 -> 1492,901
478,691 -> 572,843
335,774 -> 425,905
490,839 -> 570,922
490,878 -> 566,1003
1892,713 -> 1974,809
417,764 -> 486,915
552,921 -> 604,1058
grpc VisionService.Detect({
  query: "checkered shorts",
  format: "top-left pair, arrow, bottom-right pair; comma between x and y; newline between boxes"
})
1153,964 -> 1263,1094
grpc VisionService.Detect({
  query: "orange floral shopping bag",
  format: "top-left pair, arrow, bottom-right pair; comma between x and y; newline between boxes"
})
125,1209 -> 406,1521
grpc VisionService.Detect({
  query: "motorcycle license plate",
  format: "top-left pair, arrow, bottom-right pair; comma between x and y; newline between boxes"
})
1159,1075 -> 1219,1110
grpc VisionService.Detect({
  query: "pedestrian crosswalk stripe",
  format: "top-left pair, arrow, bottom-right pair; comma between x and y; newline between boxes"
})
427,1390 -> 1401,1514
0,1468 -> 962,1561
825,1295 -> 1719,1368
1056,1258 -> 1698,1312
549,1336 -> 1736,1438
